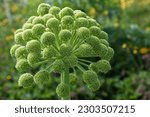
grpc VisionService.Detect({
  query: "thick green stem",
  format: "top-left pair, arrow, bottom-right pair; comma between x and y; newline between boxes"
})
61,68 -> 70,100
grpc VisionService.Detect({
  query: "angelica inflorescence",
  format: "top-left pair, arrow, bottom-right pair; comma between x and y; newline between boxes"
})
10,3 -> 114,99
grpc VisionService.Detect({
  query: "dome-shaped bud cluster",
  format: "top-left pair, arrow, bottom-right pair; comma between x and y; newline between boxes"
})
10,4 -> 114,99
56,83 -> 70,98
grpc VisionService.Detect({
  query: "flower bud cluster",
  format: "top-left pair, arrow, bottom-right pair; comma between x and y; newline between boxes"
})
10,3 -> 114,99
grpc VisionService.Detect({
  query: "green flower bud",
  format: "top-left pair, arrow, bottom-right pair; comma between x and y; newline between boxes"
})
101,47 -> 114,61
37,3 -> 51,16
99,39 -> 109,47
49,6 -> 60,16
69,73 -> 77,84
86,36 -> 100,49
100,31 -> 108,40
56,83 -> 69,98
88,79 -> 100,91
96,43 -> 108,57
18,73 -> 34,88
15,59 -> 30,72
27,53 -> 40,67
42,14 -> 54,23
14,32 -> 24,44
26,16 -> 36,23
89,62 -> 99,73
52,59 -> 65,72
96,60 -> 111,73
46,18 -> 60,33
75,44 -> 96,57
26,40 -> 41,53
74,10 -> 86,18
15,46 -> 28,59
22,29 -> 33,41
59,7 -> 74,18
61,16 -> 74,29
59,44 -> 72,57
77,27 -> 90,40
88,18 -> 98,27
32,24 -> 45,36
59,29 -> 72,42
75,17 -> 89,28
62,55 -> 78,68
42,46 -> 56,59
90,26 -> 101,38
32,17 -> 44,25
41,32 -> 56,47
15,29 -> 23,35
83,70 -> 98,84
23,23 -> 33,30
10,44 -> 21,57
34,70 -> 50,84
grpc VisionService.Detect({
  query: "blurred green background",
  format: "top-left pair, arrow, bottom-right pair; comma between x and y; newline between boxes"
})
0,0 -> 150,100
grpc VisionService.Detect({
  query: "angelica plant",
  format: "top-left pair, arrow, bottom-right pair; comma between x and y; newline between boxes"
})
10,3 -> 114,100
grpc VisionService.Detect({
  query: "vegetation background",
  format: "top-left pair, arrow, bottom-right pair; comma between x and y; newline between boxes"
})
0,0 -> 150,100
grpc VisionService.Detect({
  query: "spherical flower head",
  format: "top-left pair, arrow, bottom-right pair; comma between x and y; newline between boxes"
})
23,23 -> 33,30
41,32 -> 56,47
90,26 -> 101,38
37,3 -> 51,16
10,44 -> 21,57
75,44 -> 96,57
32,17 -> 44,25
88,79 -> 100,91
18,73 -> 34,88
32,24 -> 45,36
15,29 -> 23,35
61,16 -> 74,29
62,55 -> 78,68
59,7 -> 74,18
101,47 -> 114,61
88,18 -> 99,27
42,14 -> 54,23
100,31 -> 108,40
59,29 -> 72,42
77,27 -> 90,40
83,70 -> 98,84
96,60 -> 111,73
74,10 -> 86,18
26,16 -> 36,23
15,46 -> 28,60
99,39 -> 109,47
26,40 -> 41,53
49,6 -> 60,16
89,62 -> 99,73
42,46 -> 56,59
27,53 -> 40,67
52,59 -> 65,72
69,73 -> 77,84
46,18 -> 60,33
34,70 -> 50,85
15,59 -> 30,73
75,17 -> 89,28
56,83 -> 70,98
22,29 -> 33,41
14,32 -> 24,44
59,44 -> 72,57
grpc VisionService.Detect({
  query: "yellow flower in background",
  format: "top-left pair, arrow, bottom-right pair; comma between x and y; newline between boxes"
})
0,19 -> 8,26
140,47 -> 149,54
133,49 -> 138,54
146,27 -> 150,31
88,7 -> 96,18
122,43 -> 127,48
6,75 -> 12,80
103,10 -> 108,16
6,35 -> 14,41
120,0 -> 134,9
11,4 -> 18,13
